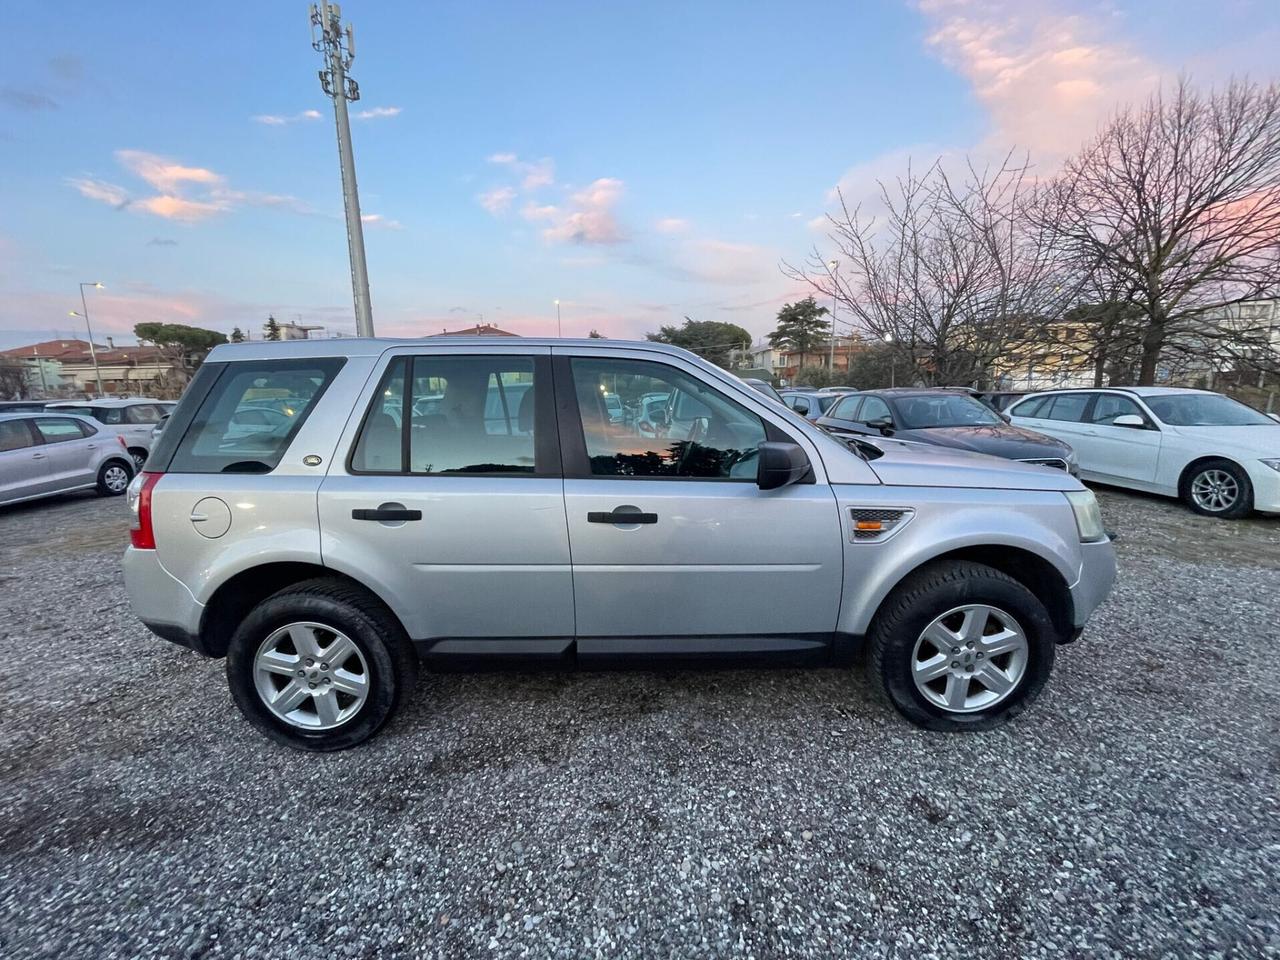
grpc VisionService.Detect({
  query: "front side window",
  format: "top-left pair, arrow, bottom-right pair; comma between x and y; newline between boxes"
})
0,420 -> 33,452
570,358 -> 766,479
1010,396 -> 1048,418
829,395 -> 861,420
1044,393 -> 1091,422
351,355 -> 539,474
789,396 -> 811,415
895,394 -> 998,429
170,358 -> 344,473
858,396 -> 893,424
34,417 -> 88,443
1089,394 -> 1147,426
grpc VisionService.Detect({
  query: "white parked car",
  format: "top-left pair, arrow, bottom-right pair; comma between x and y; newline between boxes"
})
1008,387 -> 1280,519
44,398 -> 175,471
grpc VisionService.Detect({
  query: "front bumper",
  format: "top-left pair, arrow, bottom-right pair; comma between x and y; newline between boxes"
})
1069,539 -> 1118,629
122,546 -> 205,651
1247,461 -> 1280,514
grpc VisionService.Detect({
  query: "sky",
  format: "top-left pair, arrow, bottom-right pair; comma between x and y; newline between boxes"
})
2,0 -> 1278,350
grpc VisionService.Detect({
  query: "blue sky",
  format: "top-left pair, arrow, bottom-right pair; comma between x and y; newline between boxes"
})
2,0 -> 1277,349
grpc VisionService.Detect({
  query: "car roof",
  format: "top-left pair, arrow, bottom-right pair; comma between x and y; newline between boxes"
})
857,388 -> 973,397
1016,385 -> 1218,399
46,397 -> 163,407
205,336 -> 712,363
0,410 -> 92,422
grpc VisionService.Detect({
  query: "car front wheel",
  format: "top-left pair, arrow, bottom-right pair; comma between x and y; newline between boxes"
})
225,579 -> 417,750
1182,459 -> 1252,519
868,561 -> 1056,731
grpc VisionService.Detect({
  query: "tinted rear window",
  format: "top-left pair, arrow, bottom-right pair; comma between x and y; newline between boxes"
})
169,358 -> 344,473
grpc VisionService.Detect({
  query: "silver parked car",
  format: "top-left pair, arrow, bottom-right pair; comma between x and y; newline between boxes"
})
45,398 -> 173,471
0,412 -> 134,506
123,338 -> 1115,750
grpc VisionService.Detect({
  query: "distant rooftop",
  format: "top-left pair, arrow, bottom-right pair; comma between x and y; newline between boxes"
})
427,324 -> 520,338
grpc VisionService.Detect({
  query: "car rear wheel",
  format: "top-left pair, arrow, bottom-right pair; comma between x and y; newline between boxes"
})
96,459 -> 133,496
225,579 -> 417,750
1182,459 -> 1252,519
128,448 -> 148,471
868,561 -> 1056,730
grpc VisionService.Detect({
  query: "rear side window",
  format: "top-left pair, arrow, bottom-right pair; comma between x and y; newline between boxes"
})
1044,393 -> 1091,422
34,417 -> 88,443
351,355 -> 540,475
1009,396 -> 1048,418
126,404 -> 163,424
169,358 -> 344,473
0,420 -> 33,451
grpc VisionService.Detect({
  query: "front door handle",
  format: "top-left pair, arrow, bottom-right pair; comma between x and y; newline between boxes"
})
588,509 -> 658,524
31,453 -> 47,460
352,507 -> 422,521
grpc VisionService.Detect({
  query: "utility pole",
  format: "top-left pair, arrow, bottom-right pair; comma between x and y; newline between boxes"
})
311,1 -> 374,337
827,260 -> 839,371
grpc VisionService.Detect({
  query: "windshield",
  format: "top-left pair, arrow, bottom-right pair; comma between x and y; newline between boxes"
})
895,394 -> 1002,429
1143,393 -> 1273,426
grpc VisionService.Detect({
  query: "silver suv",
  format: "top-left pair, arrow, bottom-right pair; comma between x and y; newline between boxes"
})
123,338 -> 1116,750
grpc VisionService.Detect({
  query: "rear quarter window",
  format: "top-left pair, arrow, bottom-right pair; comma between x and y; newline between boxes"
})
168,358 -> 345,473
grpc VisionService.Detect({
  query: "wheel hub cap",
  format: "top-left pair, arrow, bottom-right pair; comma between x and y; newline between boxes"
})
252,622 -> 370,730
911,604 -> 1029,714
1191,470 -> 1238,512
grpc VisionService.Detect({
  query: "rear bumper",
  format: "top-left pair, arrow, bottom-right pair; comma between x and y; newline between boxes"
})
123,546 -> 205,652
1069,539 -> 1117,629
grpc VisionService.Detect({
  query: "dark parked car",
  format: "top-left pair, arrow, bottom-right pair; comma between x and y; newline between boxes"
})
816,389 -> 1078,473
779,389 -> 846,421
740,378 -> 784,403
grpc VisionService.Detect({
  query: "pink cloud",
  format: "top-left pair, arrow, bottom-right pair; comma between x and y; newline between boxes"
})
478,186 -> 516,214
542,178 -> 626,245
132,195 -> 227,222
67,178 -> 129,208
116,149 -> 223,193
916,0 -> 1162,162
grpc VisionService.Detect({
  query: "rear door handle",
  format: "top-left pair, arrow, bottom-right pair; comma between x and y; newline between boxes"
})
31,453 -> 47,460
588,509 -> 658,524
352,508 -> 422,521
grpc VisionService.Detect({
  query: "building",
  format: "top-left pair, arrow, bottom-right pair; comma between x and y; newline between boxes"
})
0,338 -> 174,396
776,337 -> 866,384
428,323 -> 520,337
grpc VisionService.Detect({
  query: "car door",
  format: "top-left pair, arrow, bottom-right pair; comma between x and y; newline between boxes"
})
816,394 -> 863,434
0,418 -> 52,502
555,348 -> 844,652
317,346 -> 574,649
1010,392 -> 1093,450
1075,393 -> 1161,483
31,416 -> 99,490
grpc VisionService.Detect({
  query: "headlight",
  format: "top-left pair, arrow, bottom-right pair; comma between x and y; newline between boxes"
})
1064,490 -> 1106,543
1261,458 -> 1280,473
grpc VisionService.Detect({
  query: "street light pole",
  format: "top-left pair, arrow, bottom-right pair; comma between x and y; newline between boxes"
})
76,282 -> 105,397
827,260 -> 839,372
311,1 -> 374,337
554,300 -> 562,337
883,332 -> 896,388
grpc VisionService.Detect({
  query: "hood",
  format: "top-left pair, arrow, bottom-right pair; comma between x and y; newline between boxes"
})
895,422 -> 1072,461
851,436 -> 1083,491
1164,422 -> 1280,454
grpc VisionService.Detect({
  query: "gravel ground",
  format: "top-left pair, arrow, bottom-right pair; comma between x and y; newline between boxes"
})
1,486 -> 1278,960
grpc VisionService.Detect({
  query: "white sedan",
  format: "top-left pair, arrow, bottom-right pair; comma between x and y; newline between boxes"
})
1008,387 -> 1280,519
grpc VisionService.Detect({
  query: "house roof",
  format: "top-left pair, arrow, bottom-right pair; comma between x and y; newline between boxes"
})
0,340 -> 165,364
427,324 -> 520,337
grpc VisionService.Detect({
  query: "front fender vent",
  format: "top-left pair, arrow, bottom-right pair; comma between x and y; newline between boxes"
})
849,507 -> 914,543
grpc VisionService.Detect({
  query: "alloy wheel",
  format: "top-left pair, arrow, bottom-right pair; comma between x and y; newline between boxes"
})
911,604 -> 1029,713
131,452 -> 148,471
103,465 -> 130,493
252,622 -> 370,730
1190,469 -> 1239,513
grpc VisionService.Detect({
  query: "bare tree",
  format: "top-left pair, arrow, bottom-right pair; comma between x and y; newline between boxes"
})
0,359 -> 30,399
1049,77 -> 1280,384
787,155 -> 1082,386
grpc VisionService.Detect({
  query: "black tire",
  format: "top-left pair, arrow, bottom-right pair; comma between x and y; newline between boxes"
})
1180,459 -> 1253,519
128,448 -> 148,472
868,561 -> 1056,731
225,578 -> 418,751
95,459 -> 133,496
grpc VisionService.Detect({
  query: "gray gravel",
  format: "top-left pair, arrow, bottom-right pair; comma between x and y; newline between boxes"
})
1,486 -> 1278,959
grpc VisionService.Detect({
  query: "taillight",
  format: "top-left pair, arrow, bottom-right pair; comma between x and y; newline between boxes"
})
128,471 -> 162,549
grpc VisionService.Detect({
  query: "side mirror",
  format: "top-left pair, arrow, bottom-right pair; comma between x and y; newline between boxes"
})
864,416 -> 894,435
999,411 -> 1012,423
757,441 -> 810,490
1113,414 -> 1146,429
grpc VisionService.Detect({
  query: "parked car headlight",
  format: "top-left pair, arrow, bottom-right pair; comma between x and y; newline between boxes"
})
1261,458 -> 1280,473
1064,490 -> 1106,543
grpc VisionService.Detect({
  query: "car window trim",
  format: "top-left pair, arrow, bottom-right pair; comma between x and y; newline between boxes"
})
346,353 -> 558,478
552,354 -> 807,483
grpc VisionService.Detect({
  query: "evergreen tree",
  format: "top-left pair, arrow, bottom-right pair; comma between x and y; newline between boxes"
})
263,315 -> 281,342
229,327 -> 246,343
